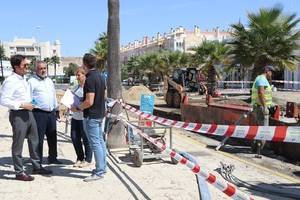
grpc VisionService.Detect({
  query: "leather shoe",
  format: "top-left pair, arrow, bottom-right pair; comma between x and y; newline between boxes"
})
16,173 -> 34,181
48,159 -> 63,164
32,167 -> 52,175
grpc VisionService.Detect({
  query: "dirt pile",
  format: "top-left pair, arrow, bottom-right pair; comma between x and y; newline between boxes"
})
122,85 -> 154,103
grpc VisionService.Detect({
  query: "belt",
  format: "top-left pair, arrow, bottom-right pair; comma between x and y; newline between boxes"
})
32,108 -> 53,113
10,109 -> 29,112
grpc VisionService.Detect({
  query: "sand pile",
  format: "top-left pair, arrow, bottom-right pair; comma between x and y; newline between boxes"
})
122,85 -> 154,103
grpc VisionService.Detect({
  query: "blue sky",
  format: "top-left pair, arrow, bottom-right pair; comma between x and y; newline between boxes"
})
0,0 -> 299,56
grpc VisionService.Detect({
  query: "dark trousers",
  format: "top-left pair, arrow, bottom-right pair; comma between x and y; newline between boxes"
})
71,118 -> 92,162
9,110 -> 41,174
32,109 -> 57,163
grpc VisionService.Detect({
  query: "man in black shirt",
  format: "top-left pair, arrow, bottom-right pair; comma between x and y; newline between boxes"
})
75,53 -> 106,182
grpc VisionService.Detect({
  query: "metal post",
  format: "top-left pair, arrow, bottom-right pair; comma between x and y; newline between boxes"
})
216,110 -> 252,151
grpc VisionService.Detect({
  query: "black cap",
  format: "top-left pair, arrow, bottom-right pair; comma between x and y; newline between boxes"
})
264,65 -> 275,72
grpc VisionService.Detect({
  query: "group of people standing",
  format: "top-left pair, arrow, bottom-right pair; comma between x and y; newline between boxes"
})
0,53 -> 107,182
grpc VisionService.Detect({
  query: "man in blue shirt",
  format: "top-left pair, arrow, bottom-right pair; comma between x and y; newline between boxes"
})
251,65 -> 274,157
28,61 -> 62,164
0,55 -> 52,181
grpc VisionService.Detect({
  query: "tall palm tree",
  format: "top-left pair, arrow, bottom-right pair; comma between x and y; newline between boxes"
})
107,0 -> 126,149
229,6 -> 300,80
0,43 -> 5,78
43,57 -> 51,76
90,32 -> 108,70
107,0 -> 121,99
51,56 -> 60,82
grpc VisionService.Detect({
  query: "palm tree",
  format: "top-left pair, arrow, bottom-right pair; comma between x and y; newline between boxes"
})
51,56 -> 60,82
107,0 -> 127,149
43,57 -> 51,76
63,63 -> 78,77
90,32 -> 108,70
229,6 -> 300,80
126,55 -> 141,78
191,40 -> 229,95
0,43 -> 5,78
28,57 -> 37,74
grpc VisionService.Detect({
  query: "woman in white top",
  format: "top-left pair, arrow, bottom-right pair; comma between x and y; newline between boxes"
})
70,67 -> 92,167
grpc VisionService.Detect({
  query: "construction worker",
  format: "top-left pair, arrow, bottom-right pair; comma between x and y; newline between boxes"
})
251,65 -> 275,156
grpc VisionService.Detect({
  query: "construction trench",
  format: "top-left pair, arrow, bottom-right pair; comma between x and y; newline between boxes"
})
119,85 -> 300,199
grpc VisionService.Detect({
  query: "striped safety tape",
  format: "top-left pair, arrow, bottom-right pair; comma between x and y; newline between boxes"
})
124,120 -> 254,200
219,81 -> 253,84
122,103 -> 300,143
219,80 -> 300,84
272,80 -> 300,84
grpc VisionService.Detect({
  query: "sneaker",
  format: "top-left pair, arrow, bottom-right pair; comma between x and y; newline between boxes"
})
73,160 -> 82,167
16,173 -> 34,181
83,174 -> 103,182
79,161 -> 91,168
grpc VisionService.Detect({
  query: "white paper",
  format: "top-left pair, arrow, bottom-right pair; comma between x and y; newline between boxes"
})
60,89 -> 81,108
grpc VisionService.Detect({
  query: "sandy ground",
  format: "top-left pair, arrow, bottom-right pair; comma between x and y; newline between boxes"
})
0,105 -> 299,200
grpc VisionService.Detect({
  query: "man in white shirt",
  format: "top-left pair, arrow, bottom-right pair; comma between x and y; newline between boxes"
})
28,61 -> 61,164
0,54 -> 52,181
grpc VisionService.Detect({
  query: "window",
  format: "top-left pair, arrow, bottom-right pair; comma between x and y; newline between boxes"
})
26,47 -> 34,52
16,47 -> 25,52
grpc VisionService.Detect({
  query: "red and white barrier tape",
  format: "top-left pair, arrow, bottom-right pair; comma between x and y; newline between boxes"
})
122,103 -> 300,144
272,80 -> 300,84
219,80 -> 300,84
124,120 -> 254,200
277,88 -> 300,92
219,81 -> 253,84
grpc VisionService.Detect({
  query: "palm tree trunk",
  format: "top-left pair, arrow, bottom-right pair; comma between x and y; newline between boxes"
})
0,58 -> 3,78
54,63 -> 57,82
207,65 -> 217,95
107,0 -> 126,148
107,0 -> 121,99
46,64 -> 49,76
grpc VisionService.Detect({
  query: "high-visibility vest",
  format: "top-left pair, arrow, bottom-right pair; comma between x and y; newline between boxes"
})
251,75 -> 272,106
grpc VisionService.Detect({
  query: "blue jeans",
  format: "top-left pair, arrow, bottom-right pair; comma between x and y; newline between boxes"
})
83,118 -> 106,175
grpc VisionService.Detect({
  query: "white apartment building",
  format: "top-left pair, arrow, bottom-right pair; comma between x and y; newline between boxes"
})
284,38 -> 300,90
121,26 -> 300,90
0,60 -> 13,77
120,26 -> 231,65
1,37 -> 63,76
